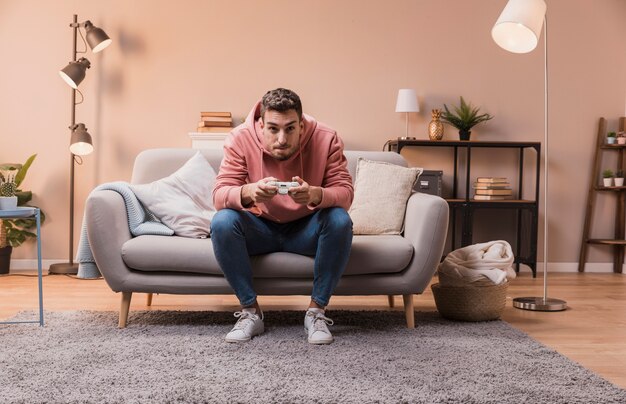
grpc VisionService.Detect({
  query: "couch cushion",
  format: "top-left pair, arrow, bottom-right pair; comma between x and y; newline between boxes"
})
130,152 -> 216,238
122,234 -> 413,278
349,158 -> 422,235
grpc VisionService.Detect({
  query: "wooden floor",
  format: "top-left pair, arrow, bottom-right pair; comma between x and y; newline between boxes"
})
1,271 -> 625,389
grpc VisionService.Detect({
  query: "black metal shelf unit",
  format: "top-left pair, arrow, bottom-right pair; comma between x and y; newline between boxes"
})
387,139 -> 541,276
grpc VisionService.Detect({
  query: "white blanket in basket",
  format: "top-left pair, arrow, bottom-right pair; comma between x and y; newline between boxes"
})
438,240 -> 516,286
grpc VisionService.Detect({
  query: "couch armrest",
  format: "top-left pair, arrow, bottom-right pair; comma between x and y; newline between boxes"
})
402,192 -> 449,291
85,190 -> 134,292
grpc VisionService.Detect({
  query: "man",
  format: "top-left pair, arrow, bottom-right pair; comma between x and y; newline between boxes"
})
211,88 -> 353,344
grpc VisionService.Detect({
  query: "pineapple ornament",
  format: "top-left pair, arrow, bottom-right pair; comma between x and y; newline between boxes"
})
428,109 -> 444,141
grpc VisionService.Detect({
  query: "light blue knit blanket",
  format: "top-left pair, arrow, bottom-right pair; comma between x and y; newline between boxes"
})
76,182 -> 174,279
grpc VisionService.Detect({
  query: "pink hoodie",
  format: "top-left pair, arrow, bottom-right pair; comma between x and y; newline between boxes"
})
212,101 -> 353,223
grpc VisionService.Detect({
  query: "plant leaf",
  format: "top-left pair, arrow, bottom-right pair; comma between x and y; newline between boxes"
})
14,154 -> 36,187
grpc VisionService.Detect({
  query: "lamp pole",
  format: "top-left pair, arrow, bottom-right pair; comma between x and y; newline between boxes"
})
50,14 -> 80,274
512,15 -> 566,311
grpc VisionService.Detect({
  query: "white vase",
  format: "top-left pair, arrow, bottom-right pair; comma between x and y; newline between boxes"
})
603,178 -> 614,187
608,137 -> 616,144
615,178 -> 624,187
0,196 -> 18,210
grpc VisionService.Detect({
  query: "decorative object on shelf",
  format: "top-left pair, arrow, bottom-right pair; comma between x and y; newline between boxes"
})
602,169 -> 614,187
607,131 -> 617,144
0,155 -> 45,274
617,132 -> 626,145
428,109 -> 444,140
52,14 -> 112,275
473,177 -> 512,200
615,170 -> 624,187
493,0 -> 566,311
441,96 -> 493,141
197,111 -> 233,133
395,89 -> 419,140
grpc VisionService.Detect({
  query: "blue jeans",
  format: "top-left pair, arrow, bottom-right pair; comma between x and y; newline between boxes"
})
210,207 -> 353,307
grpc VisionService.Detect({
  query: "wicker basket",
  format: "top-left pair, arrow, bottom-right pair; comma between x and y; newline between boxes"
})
431,282 -> 508,321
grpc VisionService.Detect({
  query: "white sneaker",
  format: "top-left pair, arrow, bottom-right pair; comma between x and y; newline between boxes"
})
304,308 -> 334,345
225,308 -> 264,343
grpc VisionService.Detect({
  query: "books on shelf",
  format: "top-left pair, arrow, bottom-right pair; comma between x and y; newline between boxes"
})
476,177 -> 508,183
200,111 -> 232,117
196,127 -> 233,133
475,189 -> 512,196
198,120 -> 233,128
473,195 -> 509,200
473,176 -> 513,200
197,111 -> 234,132
473,183 -> 510,190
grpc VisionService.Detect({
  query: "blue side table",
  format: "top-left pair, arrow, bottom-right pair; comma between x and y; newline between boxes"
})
0,207 -> 44,326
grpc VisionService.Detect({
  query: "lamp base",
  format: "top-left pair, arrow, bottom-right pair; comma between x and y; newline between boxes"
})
398,136 -> 417,140
49,262 -> 78,275
512,296 -> 567,311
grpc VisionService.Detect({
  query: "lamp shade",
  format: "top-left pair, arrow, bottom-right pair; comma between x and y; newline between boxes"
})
84,21 -> 112,53
492,0 -> 546,54
69,123 -> 94,156
59,58 -> 91,89
395,89 -> 419,113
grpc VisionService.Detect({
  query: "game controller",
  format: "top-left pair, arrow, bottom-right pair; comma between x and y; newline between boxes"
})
268,181 -> 299,195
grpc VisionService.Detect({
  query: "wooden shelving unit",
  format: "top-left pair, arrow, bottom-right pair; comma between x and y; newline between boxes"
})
579,117 -> 626,273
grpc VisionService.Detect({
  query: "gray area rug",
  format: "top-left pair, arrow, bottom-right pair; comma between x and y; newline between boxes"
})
1,310 -> 625,404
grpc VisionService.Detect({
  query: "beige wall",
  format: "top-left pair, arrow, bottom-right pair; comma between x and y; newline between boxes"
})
1,0 -> 625,267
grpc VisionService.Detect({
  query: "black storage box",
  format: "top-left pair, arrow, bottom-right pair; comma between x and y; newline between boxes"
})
416,170 -> 443,196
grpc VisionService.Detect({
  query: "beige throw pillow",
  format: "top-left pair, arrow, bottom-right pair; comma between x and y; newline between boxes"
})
349,158 -> 422,235
131,152 -> 216,238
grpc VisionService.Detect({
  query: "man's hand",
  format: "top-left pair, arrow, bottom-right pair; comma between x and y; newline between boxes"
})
241,177 -> 279,206
289,176 -> 322,206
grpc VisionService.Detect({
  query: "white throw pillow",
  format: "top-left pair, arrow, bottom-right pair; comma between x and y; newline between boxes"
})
348,158 -> 422,235
130,152 -> 216,238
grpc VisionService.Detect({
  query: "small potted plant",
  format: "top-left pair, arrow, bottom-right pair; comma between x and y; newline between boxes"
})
0,154 -> 45,274
618,132 -> 626,145
615,170 -> 625,187
441,96 -> 494,141
607,131 -> 617,145
602,169 -> 614,187
0,173 -> 18,210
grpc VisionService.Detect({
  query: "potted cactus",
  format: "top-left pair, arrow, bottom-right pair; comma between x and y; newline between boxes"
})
0,154 -> 45,274
0,173 -> 18,210
602,169 -> 614,187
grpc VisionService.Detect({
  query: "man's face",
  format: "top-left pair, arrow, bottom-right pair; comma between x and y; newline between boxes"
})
260,109 -> 303,161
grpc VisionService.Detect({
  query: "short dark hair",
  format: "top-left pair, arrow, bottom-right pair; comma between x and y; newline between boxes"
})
260,88 -> 303,121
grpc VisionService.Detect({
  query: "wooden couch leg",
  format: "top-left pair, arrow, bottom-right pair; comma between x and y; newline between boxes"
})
387,295 -> 395,308
146,293 -> 153,307
119,292 -> 132,328
403,294 -> 415,329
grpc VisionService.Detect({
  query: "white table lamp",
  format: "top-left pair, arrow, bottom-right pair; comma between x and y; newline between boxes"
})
395,89 -> 419,140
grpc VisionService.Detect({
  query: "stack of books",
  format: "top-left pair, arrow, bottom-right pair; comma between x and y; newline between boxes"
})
473,177 -> 513,200
197,112 -> 233,133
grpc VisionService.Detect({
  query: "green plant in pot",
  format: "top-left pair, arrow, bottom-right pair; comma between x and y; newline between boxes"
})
441,96 -> 494,141
0,154 -> 45,274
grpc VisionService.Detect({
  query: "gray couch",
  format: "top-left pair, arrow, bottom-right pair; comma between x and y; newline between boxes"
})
85,148 -> 449,328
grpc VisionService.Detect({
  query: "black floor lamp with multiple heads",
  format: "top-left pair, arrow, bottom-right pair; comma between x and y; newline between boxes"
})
49,15 -> 112,275
492,0 -> 566,311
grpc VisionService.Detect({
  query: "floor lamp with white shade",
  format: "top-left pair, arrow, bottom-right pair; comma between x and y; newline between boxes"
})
492,0 -> 566,311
